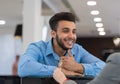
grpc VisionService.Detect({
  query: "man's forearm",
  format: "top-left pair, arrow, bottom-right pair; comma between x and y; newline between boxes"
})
74,63 -> 84,74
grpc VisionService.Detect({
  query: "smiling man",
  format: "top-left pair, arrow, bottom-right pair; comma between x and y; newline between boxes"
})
18,12 -> 105,77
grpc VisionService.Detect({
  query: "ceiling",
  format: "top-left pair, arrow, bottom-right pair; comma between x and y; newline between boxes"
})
1,0 -> 120,37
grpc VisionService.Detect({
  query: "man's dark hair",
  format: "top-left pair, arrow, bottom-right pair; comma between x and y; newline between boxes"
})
49,12 -> 76,31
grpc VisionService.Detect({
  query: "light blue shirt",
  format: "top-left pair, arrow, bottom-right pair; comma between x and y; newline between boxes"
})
18,39 -> 105,77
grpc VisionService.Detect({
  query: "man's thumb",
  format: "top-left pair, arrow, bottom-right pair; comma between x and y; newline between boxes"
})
68,50 -> 73,57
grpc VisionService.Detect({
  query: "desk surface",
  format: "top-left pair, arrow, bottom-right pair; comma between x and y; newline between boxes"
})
0,75 -> 94,84
22,75 -> 94,84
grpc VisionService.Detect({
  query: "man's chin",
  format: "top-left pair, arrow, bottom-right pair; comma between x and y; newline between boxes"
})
62,47 -> 72,50
66,46 -> 73,49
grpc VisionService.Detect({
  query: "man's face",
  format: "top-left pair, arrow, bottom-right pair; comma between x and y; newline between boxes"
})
52,20 -> 77,50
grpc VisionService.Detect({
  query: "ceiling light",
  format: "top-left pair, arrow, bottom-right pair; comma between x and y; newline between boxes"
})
113,37 -> 120,47
91,10 -> 99,15
96,23 -> 103,27
99,31 -> 106,36
0,20 -> 6,25
87,1 -> 97,6
94,17 -> 102,22
97,27 -> 104,31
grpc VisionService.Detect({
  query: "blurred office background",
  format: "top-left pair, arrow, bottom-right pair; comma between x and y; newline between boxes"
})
0,0 -> 120,75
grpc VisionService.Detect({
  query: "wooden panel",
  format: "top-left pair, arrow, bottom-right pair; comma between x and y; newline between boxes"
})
76,37 -> 116,61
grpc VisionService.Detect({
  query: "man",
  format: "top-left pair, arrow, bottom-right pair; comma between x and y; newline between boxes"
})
53,53 -> 120,84
18,12 -> 105,77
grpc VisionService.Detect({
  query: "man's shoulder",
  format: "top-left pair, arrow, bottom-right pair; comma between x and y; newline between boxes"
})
30,40 -> 49,48
73,43 -> 82,48
71,43 -> 84,52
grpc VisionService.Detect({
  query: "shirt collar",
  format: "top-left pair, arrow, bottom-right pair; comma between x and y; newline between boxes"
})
46,39 -> 54,56
71,49 -> 75,56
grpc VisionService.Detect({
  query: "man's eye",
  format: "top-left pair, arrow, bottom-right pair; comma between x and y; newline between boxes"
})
73,30 -> 76,34
63,29 -> 69,33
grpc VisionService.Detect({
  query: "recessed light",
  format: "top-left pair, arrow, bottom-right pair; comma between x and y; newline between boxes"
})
94,17 -> 102,22
87,1 -> 97,6
99,31 -> 106,36
96,23 -> 103,27
0,20 -> 6,25
91,10 -> 100,15
97,27 -> 104,31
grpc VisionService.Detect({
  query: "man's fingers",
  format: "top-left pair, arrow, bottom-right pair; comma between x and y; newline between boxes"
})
61,56 -> 68,60
74,73 -> 84,77
68,50 -> 73,57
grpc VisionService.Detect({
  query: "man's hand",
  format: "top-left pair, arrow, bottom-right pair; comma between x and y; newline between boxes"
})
61,50 -> 84,74
53,68 -> 67,84
61,50 -> 76,71
61,68 -> 83,76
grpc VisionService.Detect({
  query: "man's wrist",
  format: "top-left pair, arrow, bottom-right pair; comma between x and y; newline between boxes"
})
74,63 -> 84,74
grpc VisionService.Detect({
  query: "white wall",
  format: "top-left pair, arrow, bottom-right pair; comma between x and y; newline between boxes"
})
0,16 -> 51,75
0,26 -> 16,75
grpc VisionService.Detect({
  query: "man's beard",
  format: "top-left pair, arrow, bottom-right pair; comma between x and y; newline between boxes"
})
56,34 -> 75,50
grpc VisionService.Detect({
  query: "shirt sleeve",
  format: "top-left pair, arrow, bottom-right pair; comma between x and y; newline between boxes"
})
78,46 -> 105,77
18,43 -> 57,77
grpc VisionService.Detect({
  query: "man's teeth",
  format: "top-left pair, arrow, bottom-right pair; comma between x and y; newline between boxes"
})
66,40 -> 73,45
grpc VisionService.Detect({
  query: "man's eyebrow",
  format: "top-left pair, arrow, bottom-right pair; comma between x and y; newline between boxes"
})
62,27 -> 76,31
62,27 -> 76,29
73,28 -> 76,30
62,27 -> 69,29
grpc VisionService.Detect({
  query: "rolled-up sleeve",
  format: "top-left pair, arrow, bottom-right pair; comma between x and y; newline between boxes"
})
18,55 -> 57,77
82,61 -> 105,77
74,44 -> 105,77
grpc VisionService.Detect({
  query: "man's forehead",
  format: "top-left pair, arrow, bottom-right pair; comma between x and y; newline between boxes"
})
57,21 -> 76,27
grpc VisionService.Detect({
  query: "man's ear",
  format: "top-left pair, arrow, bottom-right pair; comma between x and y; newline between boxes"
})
51,30 -> 56,39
